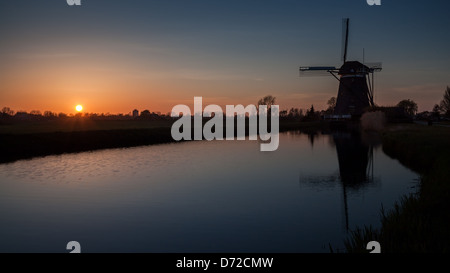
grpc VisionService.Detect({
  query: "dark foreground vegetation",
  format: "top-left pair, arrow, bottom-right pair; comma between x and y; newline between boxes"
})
345,124 -> 450,252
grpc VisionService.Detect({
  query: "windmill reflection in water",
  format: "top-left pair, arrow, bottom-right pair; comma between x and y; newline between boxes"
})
301,130 -> 379,232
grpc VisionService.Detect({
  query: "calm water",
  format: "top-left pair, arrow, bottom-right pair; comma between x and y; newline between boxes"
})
0,131 -> 418,252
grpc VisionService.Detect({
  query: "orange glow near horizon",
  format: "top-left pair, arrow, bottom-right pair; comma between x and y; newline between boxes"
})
0,46 -> 444,114
0,37 -> 444,115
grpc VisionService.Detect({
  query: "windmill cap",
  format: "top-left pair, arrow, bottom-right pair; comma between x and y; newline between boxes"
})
339,61 -> 371,75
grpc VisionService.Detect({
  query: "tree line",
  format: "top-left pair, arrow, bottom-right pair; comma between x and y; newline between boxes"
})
2,86 -> 449,122
396,86 -> 450,120
0,108 -> 172,121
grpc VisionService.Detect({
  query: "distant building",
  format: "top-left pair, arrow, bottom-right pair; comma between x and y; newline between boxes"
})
132,109 -> 139,118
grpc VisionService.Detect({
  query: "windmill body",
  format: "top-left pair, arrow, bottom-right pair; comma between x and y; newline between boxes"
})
335,61 -> 372,116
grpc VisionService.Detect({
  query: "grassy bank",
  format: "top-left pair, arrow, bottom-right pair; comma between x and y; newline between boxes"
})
0,119 -> 176,163
0,118 -> 174,134
0,119 -> 328,163
0,128 -> 176,164
345,124 -> 450,252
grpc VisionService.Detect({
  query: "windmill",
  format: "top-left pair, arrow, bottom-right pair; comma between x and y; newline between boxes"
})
299,18 -> 382,119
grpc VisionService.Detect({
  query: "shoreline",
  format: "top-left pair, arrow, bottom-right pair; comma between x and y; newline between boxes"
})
0,120 -> 329,164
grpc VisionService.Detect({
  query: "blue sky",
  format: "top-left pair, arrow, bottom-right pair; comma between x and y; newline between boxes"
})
1,0 -> 449,113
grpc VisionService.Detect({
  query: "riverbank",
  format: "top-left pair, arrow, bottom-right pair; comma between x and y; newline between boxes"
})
0,119 -> 328,163
345,124 -> 450,252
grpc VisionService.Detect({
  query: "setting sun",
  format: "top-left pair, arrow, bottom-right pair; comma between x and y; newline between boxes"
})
75,105 -> 83,112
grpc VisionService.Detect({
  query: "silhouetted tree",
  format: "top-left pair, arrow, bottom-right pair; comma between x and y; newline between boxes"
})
44,111 -> 57,118
305,105 -> 319,121
397,99 -> 418,117
432,104 -> 441,120
30,110 -> 42,116
307,105 -> 315,116
286,107 -> 303,120
140,110 -> 151,116
288,108 -> 295,118
139,110 -> 152,119
326,97 -> 336,113
440,86 -> 450,117
1,107 -> 14,116
257,95 -> 276,112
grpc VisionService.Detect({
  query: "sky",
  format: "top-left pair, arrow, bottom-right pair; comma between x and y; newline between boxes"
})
0,0 -> 449,114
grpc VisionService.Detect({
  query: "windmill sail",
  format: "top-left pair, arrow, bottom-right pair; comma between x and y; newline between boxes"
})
299,66 -> 338,76
342,18 -> 350,63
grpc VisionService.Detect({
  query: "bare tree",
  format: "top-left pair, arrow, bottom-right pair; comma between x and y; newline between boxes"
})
440,86 -> 450,116
44,111 -> 57,118
30,110 -> 42,116
257,95 -> 276,112
432,104 -> 441,119
1,107 -> 14,116
326,97 -> 336,113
